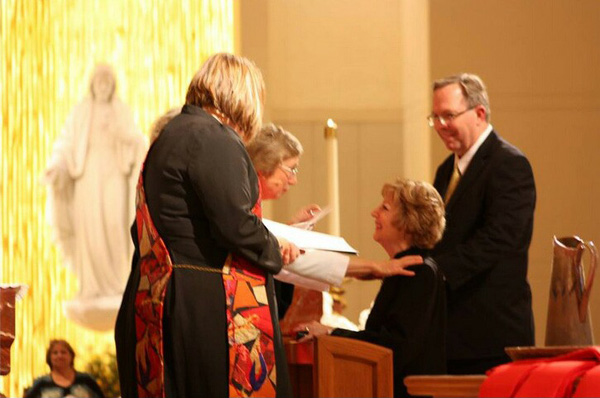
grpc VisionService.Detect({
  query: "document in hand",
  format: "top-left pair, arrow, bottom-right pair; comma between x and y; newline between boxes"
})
291,206 -> 332,230
262,219 -> 358,254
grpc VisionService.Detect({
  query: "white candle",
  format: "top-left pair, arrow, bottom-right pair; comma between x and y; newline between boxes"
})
324,119 -> 340,236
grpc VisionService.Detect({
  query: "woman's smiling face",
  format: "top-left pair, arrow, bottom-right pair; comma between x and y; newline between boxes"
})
371,193 -> 404,251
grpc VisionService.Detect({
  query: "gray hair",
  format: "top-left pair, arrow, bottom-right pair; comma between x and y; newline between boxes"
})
150,107 -> 180,144
433,73 -> 491,122
246,123 -> 303,176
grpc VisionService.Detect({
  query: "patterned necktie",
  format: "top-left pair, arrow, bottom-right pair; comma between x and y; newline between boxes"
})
444,161 -> 461,205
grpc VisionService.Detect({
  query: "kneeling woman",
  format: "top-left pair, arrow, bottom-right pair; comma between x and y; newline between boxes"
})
296,178 -> 447,398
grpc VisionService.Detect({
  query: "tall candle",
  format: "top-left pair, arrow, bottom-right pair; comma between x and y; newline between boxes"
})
324,119 -> 340,236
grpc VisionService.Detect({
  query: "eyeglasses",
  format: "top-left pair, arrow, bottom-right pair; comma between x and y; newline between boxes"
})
427,106 -> 475,127
279,164 -> 299,178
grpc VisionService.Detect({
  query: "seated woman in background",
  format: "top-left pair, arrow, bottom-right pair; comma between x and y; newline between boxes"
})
246,125 -> 424,318
25,339 -> 105,398
295,178 -> 447,398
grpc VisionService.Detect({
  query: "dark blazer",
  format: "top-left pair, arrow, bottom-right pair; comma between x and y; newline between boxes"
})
432,130 -> 536,361
332,248 -> 446,398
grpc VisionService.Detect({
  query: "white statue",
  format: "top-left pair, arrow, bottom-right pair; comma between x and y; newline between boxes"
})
44,64 -> 147,331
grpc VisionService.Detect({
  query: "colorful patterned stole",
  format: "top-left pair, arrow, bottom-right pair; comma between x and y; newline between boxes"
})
133,164 -> 276,398
224,189 -> 277,397
133,166 -> 173,398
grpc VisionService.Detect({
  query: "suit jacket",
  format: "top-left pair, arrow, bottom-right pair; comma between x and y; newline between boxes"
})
332,248 -> 446,398
432,130 -> 536,361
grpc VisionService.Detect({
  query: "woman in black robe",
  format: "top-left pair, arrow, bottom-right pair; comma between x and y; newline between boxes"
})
115,53 -> 298,398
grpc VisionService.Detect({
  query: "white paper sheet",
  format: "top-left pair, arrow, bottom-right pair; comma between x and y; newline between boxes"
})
291,206 -> 332,230
262,218 -> 358,254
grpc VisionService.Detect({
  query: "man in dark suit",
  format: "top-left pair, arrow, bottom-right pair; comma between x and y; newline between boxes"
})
429,73 -> 536,375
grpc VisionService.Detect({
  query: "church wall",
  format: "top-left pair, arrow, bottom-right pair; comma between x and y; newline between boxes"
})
430,0 -> 600,346
239,0 -> 600,345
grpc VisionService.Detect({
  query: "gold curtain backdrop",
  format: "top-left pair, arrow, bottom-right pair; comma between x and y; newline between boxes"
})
1,1 -> 233,396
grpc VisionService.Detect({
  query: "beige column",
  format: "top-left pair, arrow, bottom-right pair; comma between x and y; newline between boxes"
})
398,0 -> 431,181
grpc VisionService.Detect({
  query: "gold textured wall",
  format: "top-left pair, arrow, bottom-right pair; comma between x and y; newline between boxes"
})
1,1 -> 233,396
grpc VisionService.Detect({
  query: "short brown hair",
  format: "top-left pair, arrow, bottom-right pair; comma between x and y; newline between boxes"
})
185,53 -> 265,142
433,73 -> 491,122
382,178 -> 445,249
45,339 -> 75,370
246,123 -> 303,176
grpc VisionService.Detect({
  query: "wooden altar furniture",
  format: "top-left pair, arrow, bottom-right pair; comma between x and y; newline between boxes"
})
403,346 -> 600,397
285,335 -> 394,397
404,375 -> 487,398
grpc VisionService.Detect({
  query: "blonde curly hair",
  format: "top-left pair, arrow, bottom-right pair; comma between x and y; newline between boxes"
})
381,178 -> 446,249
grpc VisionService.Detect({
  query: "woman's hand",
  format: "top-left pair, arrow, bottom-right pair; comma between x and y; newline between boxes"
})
346,255 -> 422,280
292,321 -> 332,342
277,237 -> 301,265
371,255 -> 422,278
289,204 -> 321,225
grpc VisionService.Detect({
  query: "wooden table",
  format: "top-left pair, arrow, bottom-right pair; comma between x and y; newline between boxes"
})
404,375 -> 486,398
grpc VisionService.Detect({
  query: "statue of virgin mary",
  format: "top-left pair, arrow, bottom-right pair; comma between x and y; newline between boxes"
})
44,64 -> 147,330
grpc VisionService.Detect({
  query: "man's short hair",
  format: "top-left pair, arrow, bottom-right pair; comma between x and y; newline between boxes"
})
433,73 -> 491,122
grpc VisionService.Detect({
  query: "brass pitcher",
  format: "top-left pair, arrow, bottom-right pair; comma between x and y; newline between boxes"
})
545,236 -> 597,346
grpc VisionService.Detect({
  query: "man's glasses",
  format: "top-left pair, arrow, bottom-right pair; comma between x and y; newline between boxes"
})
427,106 -> 475,127
279,164 -> 299,178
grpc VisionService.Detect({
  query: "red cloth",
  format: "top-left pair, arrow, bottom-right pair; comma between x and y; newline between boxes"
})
572,364 -> 600,398
479,347 -> 600,398
479,361 -> 542,397
514,361 -> 596,397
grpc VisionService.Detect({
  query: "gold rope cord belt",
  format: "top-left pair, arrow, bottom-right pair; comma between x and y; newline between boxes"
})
172,264 -> 224,274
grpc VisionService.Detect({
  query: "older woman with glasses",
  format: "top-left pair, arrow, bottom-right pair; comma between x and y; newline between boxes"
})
247,124 -> 328,319
245,123 -> 319,222
295,178 -> 447,398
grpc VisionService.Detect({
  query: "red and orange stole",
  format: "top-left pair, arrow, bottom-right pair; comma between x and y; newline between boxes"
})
133,168 -> 276,397
223,197 -> 277,397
